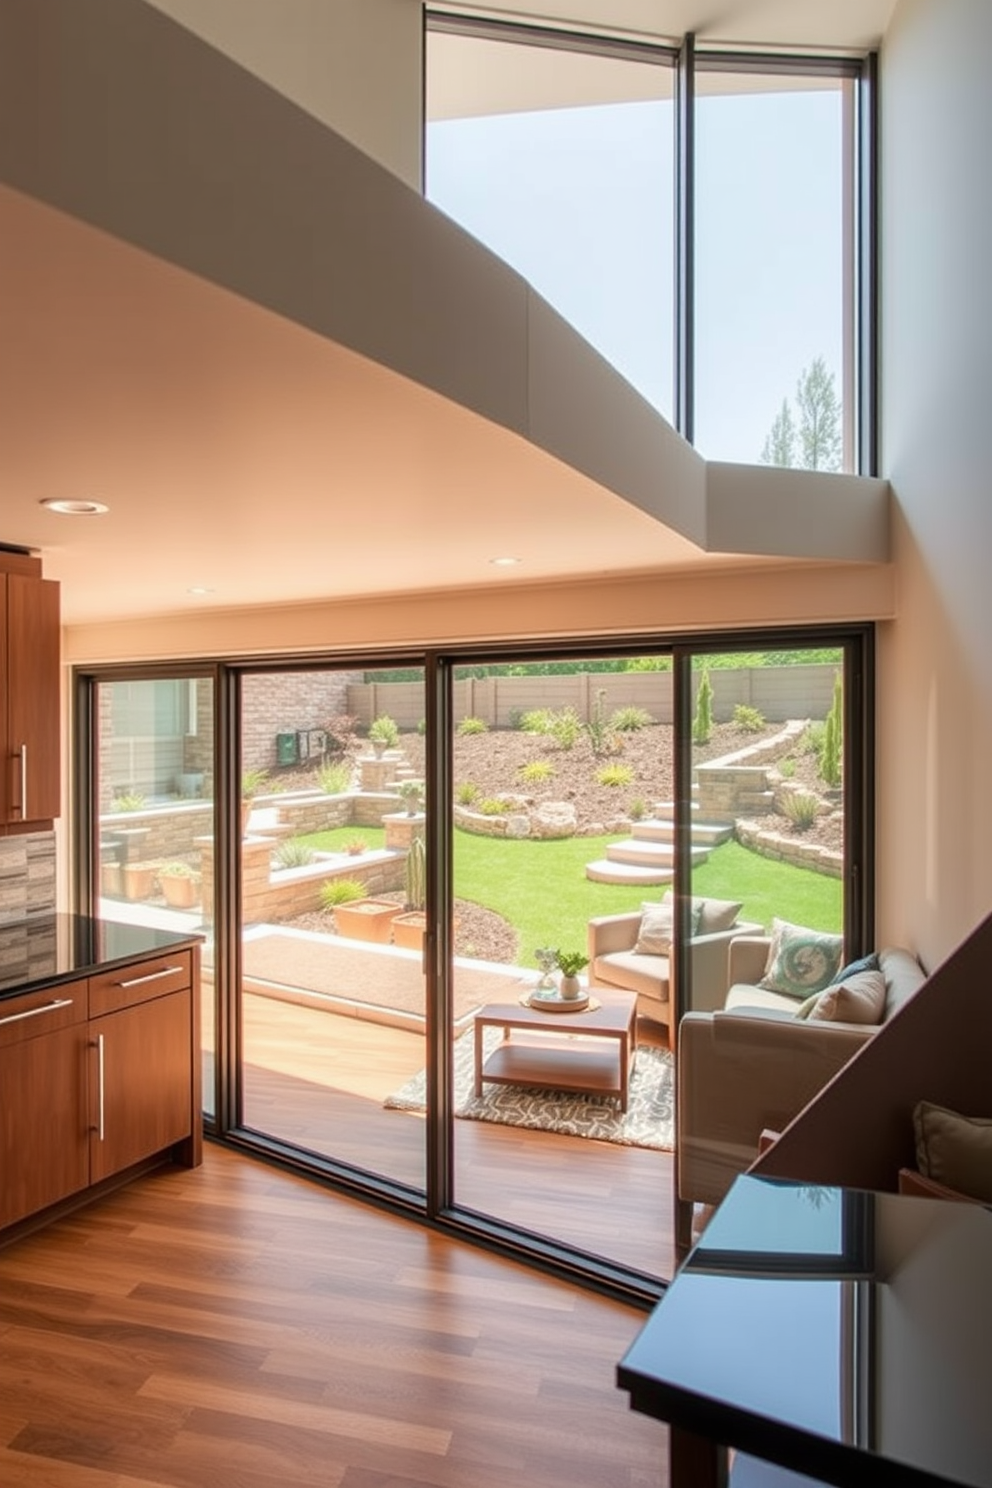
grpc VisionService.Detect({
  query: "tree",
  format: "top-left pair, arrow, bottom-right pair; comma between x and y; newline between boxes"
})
761,357 -> 842,472
760,398 -> 796,467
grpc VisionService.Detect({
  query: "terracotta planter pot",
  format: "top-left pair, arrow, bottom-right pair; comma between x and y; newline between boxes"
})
333,899 -> 402,944
160,875 -> 200,909
391,911 -> 426,951
122,863 -> 156,901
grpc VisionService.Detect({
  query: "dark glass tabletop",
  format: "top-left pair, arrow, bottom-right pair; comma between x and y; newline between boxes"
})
618,1175 -> 992,1488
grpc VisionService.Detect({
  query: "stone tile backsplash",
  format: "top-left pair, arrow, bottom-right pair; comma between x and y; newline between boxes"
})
0,831 -> 57,920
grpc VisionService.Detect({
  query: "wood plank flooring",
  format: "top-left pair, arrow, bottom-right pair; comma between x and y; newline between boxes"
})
238,993 -> 677,1277
0,1145 -> 669,1487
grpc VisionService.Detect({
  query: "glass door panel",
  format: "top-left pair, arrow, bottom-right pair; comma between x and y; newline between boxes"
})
448,656 -> 677,1277
238,666 -> 426,1192
95,676 -> 216,1117
685,649 -> 845,1005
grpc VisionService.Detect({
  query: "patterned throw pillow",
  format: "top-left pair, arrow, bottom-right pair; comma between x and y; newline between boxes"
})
758,918 -> 844,1000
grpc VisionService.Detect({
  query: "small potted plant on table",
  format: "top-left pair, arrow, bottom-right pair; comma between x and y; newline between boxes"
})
555,949 -> 590,1000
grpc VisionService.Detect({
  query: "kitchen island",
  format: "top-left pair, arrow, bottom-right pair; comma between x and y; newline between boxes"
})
0,913 -> 202,1240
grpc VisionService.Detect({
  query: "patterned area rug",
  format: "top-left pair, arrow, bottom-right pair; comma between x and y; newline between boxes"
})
385,1029 -> 674,1151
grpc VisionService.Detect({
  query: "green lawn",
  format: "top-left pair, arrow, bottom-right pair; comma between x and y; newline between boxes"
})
297,825 -> 842,969
453,831 -> 841,968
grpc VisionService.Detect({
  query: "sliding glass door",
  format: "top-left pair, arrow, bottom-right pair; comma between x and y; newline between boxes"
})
446,654 -> 678,1277
81,629 -> 870,1292
93,673 -> 216,1117
237,665 -> 427,1192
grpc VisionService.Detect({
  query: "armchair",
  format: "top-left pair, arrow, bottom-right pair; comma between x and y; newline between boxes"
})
587,895 -> 761,1050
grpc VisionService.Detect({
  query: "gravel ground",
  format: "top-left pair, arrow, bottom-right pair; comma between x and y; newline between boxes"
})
279,721 -> 842,965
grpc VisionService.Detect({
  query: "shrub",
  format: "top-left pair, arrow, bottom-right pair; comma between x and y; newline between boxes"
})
519,708 -> 555,735
596,763 -> 634,788
397,780 -> 424,814
800,721 -> 826,756
344,836 -> 368,856
518,760 -> 554,784
781,791 -> 821,832
455,782 -> 480,806
368,714 -> 400,748
628,797 -> 647,820
457,716 -> 489,736
317,760 -> 352,795
733,703 -> 766,733
319,878 -> 367,909
779,757 -> 796,779
477,796 -> 512,816
610,705 -> 653,732
241,768 -> 269,799
692,669 -> 713,745
275,838 -> 317,868
111,790 -> 146,812
548,707 -> 582,750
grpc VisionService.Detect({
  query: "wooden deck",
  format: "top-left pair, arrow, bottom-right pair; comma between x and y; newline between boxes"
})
236,990 -> 678,1280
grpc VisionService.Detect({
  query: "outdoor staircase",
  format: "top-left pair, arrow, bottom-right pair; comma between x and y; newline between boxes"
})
584,797 -> 735,885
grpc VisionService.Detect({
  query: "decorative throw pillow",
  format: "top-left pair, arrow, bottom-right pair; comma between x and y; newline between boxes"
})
806,968 -> 887,1024
663,891 -> 741,935
829,952 -> 880,986
758,918 -> 844,1000
913,1101 -> 992,1202
635,899 -> 702,955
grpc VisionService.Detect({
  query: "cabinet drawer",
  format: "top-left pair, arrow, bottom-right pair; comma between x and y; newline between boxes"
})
89,950 -> 192,1015
0,978 -> 88,1049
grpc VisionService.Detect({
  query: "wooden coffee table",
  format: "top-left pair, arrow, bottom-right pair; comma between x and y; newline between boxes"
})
473,989 -> 637,1111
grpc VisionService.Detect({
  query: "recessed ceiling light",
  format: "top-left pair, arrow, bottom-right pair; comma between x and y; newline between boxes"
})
40,498 -> 109,516
187,587 -> 215,596
489,556 -> 522,567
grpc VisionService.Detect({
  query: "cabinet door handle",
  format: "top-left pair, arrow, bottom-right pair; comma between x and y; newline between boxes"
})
0,996 -> 73,1028
96,1032 -> 105,1141
115,965 -> 185,989
19,743 -> 27,819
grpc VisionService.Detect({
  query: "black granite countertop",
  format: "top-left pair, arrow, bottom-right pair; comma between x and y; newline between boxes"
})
0,914 -> 202,999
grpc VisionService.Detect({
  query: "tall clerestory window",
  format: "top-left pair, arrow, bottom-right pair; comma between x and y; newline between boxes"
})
425,21 -> 676,423
424,17 -> 874,476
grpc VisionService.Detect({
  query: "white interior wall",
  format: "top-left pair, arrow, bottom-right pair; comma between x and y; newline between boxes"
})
145,0 -> 423,189
878,0 -> 992,963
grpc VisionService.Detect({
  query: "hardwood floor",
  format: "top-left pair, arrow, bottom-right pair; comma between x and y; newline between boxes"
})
238,992 -> 677,1279
0,1145 -> 669,1487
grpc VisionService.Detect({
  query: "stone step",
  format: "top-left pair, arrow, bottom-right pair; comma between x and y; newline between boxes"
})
631,819 -> 734,847
585,858 -> 675,886
602,839 -> 711,869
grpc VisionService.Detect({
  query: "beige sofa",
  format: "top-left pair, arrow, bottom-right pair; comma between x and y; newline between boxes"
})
587,895 -> 762,1050
677,938 -> 928,1208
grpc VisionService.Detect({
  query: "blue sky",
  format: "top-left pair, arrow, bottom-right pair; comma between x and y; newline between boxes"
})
427,85 -> 844,464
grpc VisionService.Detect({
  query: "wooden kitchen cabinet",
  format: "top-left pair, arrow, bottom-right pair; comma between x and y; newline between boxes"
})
0,978 -> 89,1228
0,552 -> 61,831
89,951 -> 197,1182
0,928 -> 202,1242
